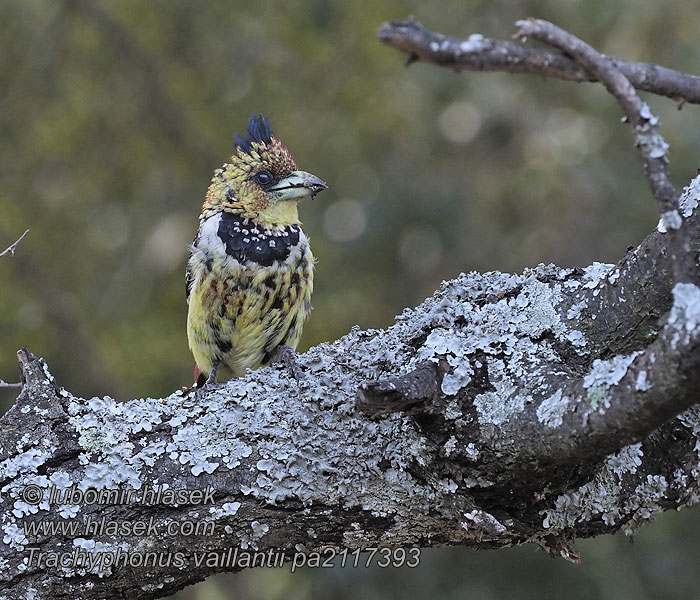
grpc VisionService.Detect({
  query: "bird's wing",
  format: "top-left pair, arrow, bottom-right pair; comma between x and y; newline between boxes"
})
185,233 -> 199,304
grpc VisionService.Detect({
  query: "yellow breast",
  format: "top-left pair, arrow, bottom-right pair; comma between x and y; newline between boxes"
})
186,212 -> 313,379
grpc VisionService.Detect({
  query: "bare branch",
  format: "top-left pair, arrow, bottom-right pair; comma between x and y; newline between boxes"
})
0,223 -> 129,397
0,229 -> 29,259
0,230 -> 31,392
379,17 -> 698,282
515,18 -> 698,284
377,17 -> 700,105
0,381 -> 23,389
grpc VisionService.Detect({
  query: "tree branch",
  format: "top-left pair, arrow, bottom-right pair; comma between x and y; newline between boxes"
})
0,381 -> 23,389
3,16 -> 700,600
0,229 -> 29,259
377,17 -> 700,105
0,231 -> 30,390
0,223 -> 127,397
3,177 -> 700,595
380,17 -> 700,284
368,16 -> 700,477
515,18 -> 698,284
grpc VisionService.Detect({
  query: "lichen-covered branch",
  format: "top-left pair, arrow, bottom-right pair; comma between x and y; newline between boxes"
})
380,16 -> 699,284
515,18 -> 698,285
377,17 -> 700,105
3,16 -> 700,600
2,178 -> 700,599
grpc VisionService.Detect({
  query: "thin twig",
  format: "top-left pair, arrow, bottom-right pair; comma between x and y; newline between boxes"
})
1,230 -> 32,391
0,229 -> 29,258
515,18 -> 698,284
378,17 -> 700,105
0,381 -> 23,389
0,223 -> 127,396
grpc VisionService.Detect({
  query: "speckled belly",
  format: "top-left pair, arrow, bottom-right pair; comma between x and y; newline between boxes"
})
186,213 -> 313,379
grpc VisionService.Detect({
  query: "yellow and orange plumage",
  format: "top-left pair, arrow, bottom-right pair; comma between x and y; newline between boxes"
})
186,114 -> 326,385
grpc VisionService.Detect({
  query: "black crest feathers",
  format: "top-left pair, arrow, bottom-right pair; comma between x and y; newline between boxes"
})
234,114 -> 274,153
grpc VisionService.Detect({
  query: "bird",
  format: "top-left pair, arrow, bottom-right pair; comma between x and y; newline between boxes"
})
186,114 -> 327,387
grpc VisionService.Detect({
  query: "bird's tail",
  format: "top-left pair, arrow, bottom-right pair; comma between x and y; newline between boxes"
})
193,364 -> 207,388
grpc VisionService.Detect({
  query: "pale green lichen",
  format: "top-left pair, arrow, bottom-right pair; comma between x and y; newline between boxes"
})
582,352 -> 641,412
415,266 -> 589,424
620,475 -> 668,536
473,359 -> 522,426
542,443 -> 648,530
677,405 -> 700,458
667,282 -> 700,349
607,443 -> 643,477
456,33 -> 485,53
635,103 -> 669,160
581,262 -> 615,290
566,300 -> 587,320
583,353 -> 641,389
585,385 -> 608,412
443,436 -> 458,457
635,370 -> 651,392
536,390 -> 569,428
441,363 -> 474,396
465,443 -> 479,461
658,175 -> 700,232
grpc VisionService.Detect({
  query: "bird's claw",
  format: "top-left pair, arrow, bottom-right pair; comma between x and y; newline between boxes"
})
273,346 -> 304,382
192,380 -> 223,400
190,363 -> 220,399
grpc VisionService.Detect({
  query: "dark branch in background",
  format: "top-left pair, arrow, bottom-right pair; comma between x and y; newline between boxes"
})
0,229 -> 29,259
515,18 -> 698,284
379,17 -> 699,284
377,17 -> 700,105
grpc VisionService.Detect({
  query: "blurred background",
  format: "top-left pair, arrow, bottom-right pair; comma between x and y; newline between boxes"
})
2,0 -> 700,597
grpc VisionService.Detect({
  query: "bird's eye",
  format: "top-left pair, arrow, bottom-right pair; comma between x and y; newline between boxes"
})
254,171 -> 274,186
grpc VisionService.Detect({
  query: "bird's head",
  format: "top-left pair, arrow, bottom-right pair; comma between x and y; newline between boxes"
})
201,114 -> 327,227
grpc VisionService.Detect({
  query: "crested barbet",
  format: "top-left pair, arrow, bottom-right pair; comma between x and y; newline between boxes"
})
186,114 -> 327,386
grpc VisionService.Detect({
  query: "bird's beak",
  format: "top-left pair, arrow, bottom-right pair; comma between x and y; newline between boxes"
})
268,170 -> 328,200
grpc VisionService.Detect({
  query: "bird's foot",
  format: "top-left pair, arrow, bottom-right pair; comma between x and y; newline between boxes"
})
191,364 -> 220,399
273,346 -> 304,382
193,380 -> 222,400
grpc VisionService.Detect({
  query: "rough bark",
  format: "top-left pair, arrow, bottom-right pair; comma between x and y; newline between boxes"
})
377,16 -> 700,105
2,178 -> 700,597
2,17 -> 700,600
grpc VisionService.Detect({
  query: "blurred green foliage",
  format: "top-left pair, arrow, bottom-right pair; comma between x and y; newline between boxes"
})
2,0 -> 700,598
